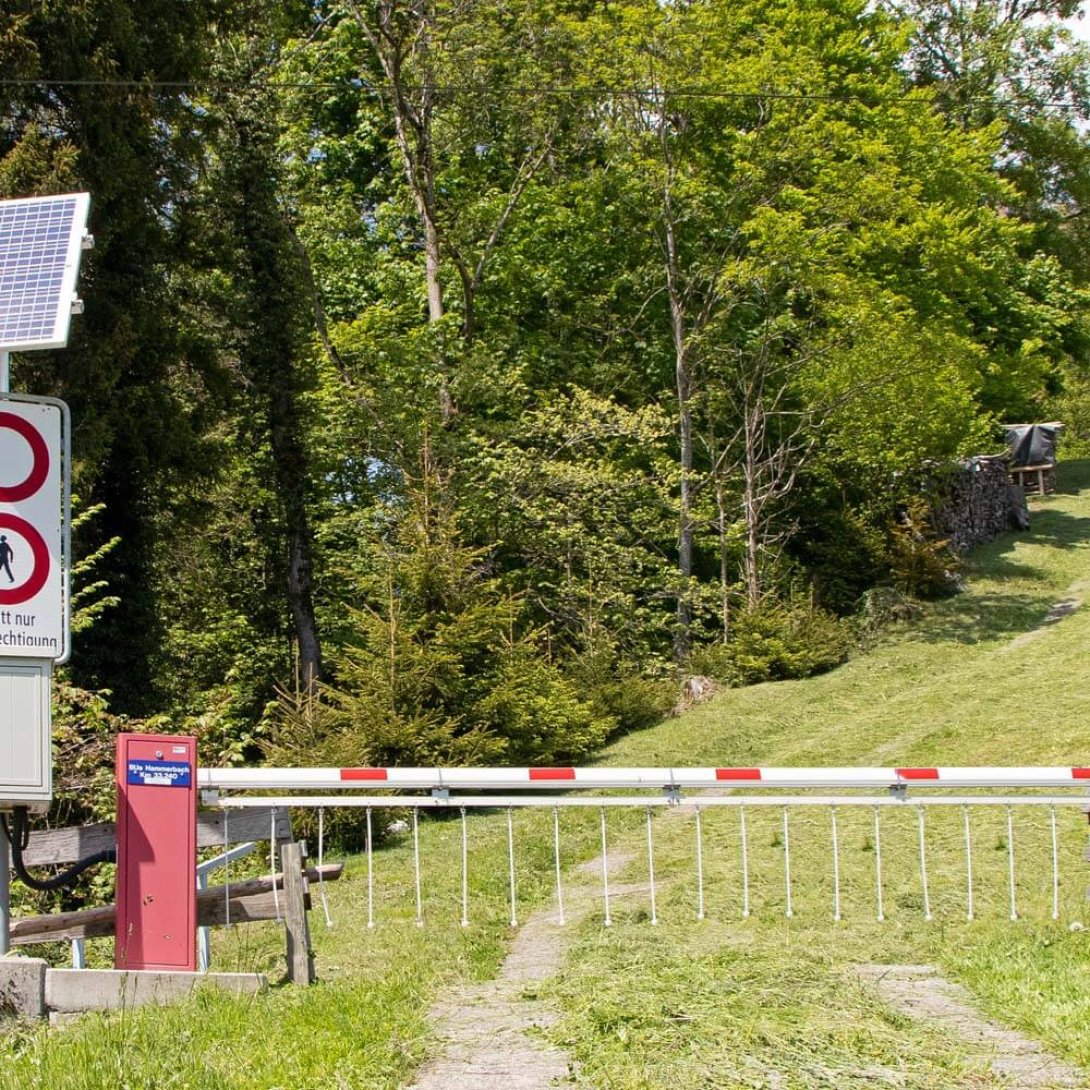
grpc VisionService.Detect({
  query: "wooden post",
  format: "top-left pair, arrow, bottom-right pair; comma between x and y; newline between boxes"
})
280,842 -> 315,985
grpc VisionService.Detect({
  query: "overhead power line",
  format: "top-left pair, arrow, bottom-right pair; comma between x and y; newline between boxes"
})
0,77 -> 1083,111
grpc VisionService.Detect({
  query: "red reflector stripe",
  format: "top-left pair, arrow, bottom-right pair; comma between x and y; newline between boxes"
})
1073,768 -> 1090,779
715,768 -> 762,781
529,768 -> 576,781
896,767 -> 939,780
340,768 -> 389,781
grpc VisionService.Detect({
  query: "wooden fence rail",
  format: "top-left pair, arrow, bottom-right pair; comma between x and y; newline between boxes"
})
20,807 -> 292,867
12,808 -> 336,984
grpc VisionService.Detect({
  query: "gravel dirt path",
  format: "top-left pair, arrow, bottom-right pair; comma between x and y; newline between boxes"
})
404,852 -> 640,1090
855,964 -> 1086,1088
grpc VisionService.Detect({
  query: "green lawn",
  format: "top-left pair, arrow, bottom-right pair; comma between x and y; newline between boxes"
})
5,463 -> 1090,1088
545,460 -> 1090,1088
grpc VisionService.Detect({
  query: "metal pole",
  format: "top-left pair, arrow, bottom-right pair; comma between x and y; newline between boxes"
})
694,808 -> 705,921
0,344 -> 14,952
197,871 -> 210,971
0,826 -> 10,955
507,807 -> 518,928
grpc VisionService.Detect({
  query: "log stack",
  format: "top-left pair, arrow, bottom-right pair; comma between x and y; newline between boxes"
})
933,455 -> 1030,554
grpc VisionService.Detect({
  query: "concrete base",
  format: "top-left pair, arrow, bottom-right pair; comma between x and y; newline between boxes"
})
0,959 -> 266,1019
46,969 -> 267,1014
0,954 -> 47,1018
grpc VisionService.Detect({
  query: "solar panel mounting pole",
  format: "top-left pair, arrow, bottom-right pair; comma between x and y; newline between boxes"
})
0,346 -> 7,952
0,192 -> 91,958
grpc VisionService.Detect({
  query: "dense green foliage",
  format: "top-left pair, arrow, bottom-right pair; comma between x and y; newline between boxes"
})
2,0 -> 1089,768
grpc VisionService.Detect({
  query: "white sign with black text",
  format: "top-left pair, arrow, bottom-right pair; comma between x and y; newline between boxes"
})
0,400 -> 63,659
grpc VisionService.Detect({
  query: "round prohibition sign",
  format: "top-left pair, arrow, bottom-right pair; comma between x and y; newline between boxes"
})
0,411 -> 50,502
0,513 -> 50,606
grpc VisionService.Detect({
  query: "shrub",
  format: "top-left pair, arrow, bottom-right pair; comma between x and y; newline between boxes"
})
563,638 -> 676,737
477,650 -> 615,763
692,602 -> 854,686
887,498 -> 962,599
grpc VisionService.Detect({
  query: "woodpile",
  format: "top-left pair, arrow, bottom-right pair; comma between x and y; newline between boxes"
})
933,455 -> 1030,554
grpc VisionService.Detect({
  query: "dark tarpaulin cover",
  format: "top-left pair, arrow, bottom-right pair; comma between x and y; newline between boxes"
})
1005,424 -> 1060,467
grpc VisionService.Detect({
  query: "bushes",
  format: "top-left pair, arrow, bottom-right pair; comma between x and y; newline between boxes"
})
886,498 -> 962,599
477,651 -> 614,763
564,642 -> 677,739
268,471 -> 615,771
691,603 -> 854,686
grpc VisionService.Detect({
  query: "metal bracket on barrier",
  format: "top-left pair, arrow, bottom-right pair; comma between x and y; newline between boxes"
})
431,787 -> 450,802
889,784 -> 907,803
202,789 -> 220,806
663,785 -> 682,807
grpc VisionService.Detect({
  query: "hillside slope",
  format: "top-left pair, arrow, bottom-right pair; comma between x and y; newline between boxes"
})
608,460 -> 1090,771
541,459 -> 1090,1089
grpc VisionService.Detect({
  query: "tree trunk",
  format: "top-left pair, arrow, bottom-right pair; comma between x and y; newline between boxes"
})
364,4 -> 456,423
664,211 -> 693,660
742,405 -> 762,610
715,475 -> 731,642
234,109 -> 323,693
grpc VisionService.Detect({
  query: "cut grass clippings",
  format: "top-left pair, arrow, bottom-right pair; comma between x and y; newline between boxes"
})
537,459 -> 1090,1088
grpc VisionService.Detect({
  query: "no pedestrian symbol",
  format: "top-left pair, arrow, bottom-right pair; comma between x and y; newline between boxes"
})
0,402 -> 63,658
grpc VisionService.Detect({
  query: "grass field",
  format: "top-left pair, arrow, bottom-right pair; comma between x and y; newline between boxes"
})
4,463 -> 1090,1088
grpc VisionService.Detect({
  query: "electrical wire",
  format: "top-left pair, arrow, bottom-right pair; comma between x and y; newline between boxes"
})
0,77 -> 1082,112
2,809 -> 115,893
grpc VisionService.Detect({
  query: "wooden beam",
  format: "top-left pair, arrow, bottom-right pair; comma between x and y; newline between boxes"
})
21,808 -> 292,867
20,822 -> 115,868
196,808 -> 292,851
280,842 -> 315,985
10,863 -> 343,945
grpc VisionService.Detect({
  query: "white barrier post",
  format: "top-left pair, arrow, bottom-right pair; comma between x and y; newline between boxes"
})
917,806 -> 932,921
507,808 -> 518,928
873,806 -> 884,923
740,807 -> 750,919
460,807 -> 469,928
783,808 -> 793,919
695,808 -> 705,921
600,807 -> 612,928
318,808 -> 333,929
1050,804 -> 1060,921
830,805 -> 841,922
1007,804 -> 1018,921
553,806 -> 565,926
963,805 -> 974,922
646,807 -> 658,926
366,807 -> 375,930
412,808 -> 424,928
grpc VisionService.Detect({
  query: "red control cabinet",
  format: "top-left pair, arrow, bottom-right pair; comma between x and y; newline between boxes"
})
115,733 -> 197,971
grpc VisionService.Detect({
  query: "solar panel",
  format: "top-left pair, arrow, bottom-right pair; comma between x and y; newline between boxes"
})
0,193 -> 90,352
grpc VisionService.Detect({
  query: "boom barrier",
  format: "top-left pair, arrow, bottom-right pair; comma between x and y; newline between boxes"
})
200,765 -> 1090,793
198,766 -> 1090,930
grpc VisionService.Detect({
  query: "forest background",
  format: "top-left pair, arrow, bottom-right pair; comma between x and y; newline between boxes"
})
2,0 -> 1090,833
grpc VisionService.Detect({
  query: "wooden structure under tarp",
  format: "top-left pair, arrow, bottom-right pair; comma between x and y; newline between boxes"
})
1004,422 -> 1063,495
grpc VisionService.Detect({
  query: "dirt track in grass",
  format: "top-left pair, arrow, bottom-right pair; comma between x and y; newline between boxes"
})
406,852 -> 641,1090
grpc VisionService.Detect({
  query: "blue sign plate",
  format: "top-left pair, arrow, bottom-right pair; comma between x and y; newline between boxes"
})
126,759 -> 191,788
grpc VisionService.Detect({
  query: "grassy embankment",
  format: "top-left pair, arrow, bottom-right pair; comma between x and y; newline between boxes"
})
545,459 -> 1090,1088
5,462 -> 1090,1088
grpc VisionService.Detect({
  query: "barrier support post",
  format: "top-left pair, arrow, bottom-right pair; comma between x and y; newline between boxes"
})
281,842 -> 314,984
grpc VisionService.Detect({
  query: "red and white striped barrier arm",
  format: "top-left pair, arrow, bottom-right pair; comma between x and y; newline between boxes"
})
198,765 -> 1090,792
